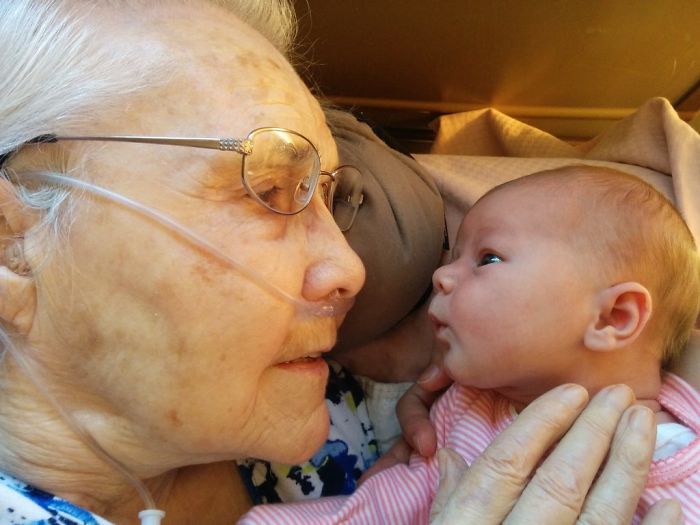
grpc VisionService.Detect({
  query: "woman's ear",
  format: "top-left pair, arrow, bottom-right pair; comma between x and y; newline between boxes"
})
0,178 -> 39,335
584,282 -> 652,352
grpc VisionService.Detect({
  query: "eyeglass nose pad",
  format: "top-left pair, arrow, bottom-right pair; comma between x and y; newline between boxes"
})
337,170 -> 363,206
294,175 -> 315,206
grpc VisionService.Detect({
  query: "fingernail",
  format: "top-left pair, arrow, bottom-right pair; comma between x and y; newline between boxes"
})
656,499 -> 683,524
559,384 -> 588,408
667,500 -> 683,524
414,432 -> 427,456
629,406 -> 654,435
437,448 -> 447,482
417,365 -> 439,384
600,384 -> 633,410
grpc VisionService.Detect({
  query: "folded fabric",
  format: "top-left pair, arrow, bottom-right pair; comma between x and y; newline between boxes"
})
425,97 -> 700,244
325,108 -> 445,352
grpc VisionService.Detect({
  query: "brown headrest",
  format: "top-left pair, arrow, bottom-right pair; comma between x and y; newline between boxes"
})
325,109 -> 445,353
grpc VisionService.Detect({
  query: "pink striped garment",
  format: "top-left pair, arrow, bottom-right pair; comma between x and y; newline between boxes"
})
239,373 -> 700,525
632,374 -> 700,524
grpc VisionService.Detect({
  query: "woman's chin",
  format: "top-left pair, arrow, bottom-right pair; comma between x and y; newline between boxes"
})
247,361 -> 331,463
268,406 -> 330,464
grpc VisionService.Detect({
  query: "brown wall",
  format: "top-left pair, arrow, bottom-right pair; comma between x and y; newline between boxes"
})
294,1 -> 699,143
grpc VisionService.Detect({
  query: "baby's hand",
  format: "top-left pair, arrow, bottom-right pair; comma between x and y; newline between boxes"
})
398,363 -> 453,456
357,437 -> 412,484
359,363 -> 451,484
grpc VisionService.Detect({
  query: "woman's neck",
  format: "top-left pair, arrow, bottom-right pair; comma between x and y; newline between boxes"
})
0,377 -> 138,517
149,462 -> 252,524
0,407 -> 252,524
0,365 -> 252,524
96,463 -> 251,525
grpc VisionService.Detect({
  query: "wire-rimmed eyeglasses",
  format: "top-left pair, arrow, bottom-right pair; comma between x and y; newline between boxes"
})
2,127 -> 364,232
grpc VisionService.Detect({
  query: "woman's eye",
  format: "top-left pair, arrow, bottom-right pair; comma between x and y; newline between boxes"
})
477,253 -> 502,267
249,175 -> 288,204
257,185 -> 280,201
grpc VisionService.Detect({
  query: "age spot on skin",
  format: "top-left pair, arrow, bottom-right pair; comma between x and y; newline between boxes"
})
190,261 -> 217,285
167,408 -> 182,428
264,57 -> 282,71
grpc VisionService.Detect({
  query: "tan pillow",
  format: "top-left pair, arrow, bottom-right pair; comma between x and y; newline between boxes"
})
425,98 -> 700,246
326,109 -> 445,353
415,155 -> 673,250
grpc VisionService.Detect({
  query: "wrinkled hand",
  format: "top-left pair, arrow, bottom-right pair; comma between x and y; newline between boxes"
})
429,384 -> 684,525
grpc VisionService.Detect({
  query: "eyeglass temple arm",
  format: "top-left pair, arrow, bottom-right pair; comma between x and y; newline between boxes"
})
23,134 -> 253,154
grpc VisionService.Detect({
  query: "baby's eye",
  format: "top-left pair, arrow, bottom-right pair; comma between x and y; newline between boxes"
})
477,253 -> 502,267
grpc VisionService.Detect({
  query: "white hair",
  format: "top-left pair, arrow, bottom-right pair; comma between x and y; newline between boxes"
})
212,0 -> 297,56
0,0 -> 297,337
0,0 -> 296,149
0,3 -> 301,504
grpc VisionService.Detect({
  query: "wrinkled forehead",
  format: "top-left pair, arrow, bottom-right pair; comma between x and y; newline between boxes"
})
93,3 -> 337,166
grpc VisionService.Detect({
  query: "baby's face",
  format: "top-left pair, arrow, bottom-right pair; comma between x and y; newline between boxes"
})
427,185 -> 599,402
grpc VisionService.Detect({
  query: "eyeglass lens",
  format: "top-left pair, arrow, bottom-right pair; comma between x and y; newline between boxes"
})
329,166 -> 363,232
243,128 -> 363,231
242,128 -> 320,215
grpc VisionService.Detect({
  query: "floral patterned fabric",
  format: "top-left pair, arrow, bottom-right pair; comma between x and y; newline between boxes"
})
238,360 -> 379,503
0,472 -> 112,525
0,361 -> 379,520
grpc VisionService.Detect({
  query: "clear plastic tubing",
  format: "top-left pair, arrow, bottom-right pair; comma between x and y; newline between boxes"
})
21,171 -> 354,318
11,172 -> 356,521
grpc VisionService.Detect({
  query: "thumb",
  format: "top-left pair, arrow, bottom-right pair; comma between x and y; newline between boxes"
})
417,363 -> 452,392
641,499 -> 684,524
429,448 -> 469,524
417,346 -> 448,390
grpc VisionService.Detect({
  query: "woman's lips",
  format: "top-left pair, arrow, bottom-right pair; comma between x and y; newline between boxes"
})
275,348 -> 331,368
274,354 -> 328,376
279,352 -> 323,365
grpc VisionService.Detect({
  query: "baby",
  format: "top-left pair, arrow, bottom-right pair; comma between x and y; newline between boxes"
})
240,165 -> 700,524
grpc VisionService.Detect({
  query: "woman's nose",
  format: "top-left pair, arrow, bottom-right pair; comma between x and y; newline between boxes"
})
432,264 -> 455,294
301,201 -> 366,304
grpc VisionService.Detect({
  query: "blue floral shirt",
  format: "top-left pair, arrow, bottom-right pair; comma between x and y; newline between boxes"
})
0,472 -> 111,525
0,362 -> 378,519
238,360 -> 379,503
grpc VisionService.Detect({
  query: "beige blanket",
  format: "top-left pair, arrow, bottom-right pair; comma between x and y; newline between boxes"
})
417,97 -> 699,245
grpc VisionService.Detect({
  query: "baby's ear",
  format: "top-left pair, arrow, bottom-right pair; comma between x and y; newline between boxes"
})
0,178 -> 39,335
584,282 -> 652,352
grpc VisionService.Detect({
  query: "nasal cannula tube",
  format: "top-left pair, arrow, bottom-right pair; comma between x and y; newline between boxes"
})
11,170 -> 355,524
20,171 -> 355,318
0,329 -> 164,524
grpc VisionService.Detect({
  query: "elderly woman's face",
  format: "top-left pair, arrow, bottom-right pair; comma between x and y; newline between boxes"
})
24,8 -> 365,466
